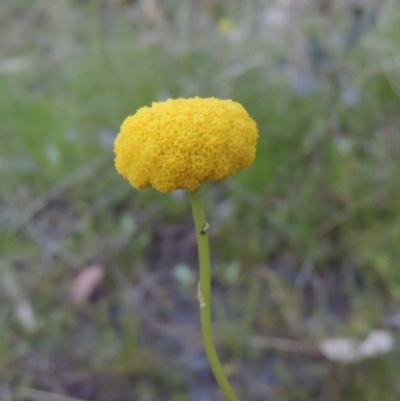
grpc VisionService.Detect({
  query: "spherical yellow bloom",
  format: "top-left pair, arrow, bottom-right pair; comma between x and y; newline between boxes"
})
114,97 -> 258,193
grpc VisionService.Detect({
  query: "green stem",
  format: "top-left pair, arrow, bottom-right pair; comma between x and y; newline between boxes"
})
189,188 -> 239,401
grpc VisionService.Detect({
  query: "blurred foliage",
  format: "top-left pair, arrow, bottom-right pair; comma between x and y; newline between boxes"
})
1,0 -> 400,400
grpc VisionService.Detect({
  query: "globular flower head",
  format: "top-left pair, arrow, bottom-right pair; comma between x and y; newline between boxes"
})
114,97 -> 258,193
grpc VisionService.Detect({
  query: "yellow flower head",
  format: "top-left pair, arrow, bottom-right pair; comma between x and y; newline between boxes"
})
217,17 -> 234,34
114,97 -> 258,193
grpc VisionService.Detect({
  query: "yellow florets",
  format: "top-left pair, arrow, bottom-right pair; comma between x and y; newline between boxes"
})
114,97 -> 258,193
217,18 -> 234,33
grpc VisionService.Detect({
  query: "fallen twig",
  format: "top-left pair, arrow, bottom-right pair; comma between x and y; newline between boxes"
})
17,387 -> 88,401
249,335 -> 319,354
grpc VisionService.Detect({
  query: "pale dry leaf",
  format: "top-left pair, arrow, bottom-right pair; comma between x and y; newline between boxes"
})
0,57 -> 33,75
16,301 -> 37,332
359,330 -> 394,358
1,268 -> 37,332
319,330 -> 394,363
319,337 -> 360,363
70,265 -> 105,304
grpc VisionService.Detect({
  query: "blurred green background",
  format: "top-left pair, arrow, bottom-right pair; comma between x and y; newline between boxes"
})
1,0 -> 400,400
